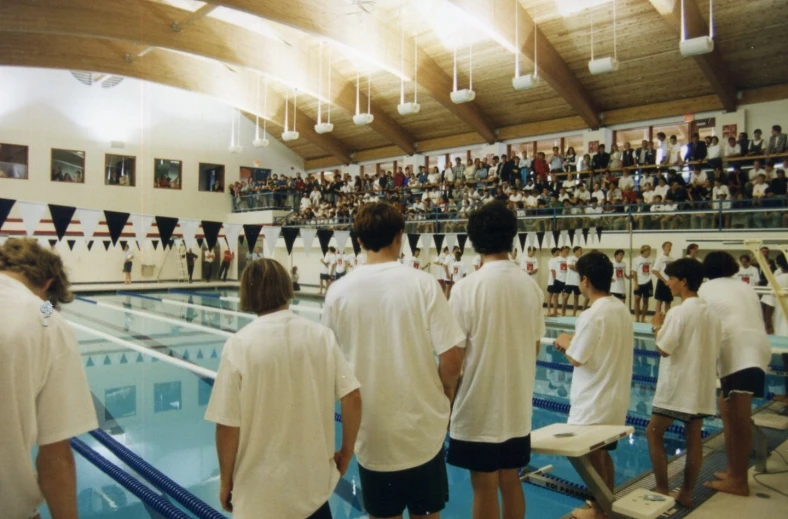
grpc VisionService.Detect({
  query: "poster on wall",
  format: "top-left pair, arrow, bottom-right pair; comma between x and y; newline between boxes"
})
722,124 -> 738,139
51,149 -> 85,183
0,143 -> 29,179
587,141 -> 599,154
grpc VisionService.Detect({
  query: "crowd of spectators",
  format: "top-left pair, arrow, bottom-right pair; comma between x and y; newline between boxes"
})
230,125 -> 788,231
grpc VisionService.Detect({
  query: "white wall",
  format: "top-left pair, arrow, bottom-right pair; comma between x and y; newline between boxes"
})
0,67 -> 304,221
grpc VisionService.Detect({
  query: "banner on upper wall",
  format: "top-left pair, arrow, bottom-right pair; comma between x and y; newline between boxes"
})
0,198 -> 15,232
457,234 -> 468,254
19,202 -> 47,237
201,221 -> 223,250
334,230 -> 350,252
180,219 -> 201,250
301,228 -> 317,256
281,227 -> 300,255
407,234 -> 420,255
420,233 -> 433,254
317,229 -> 333,256
48,204 -> 76,241
155,216 -> 179,249
243,224 -> 263,253
104,210 -> 130,246
433,233 -> 445,253
77,208 -> 102,242
223,223 -> 242,251
263,226 -> 281,257
129,214 -> 154,249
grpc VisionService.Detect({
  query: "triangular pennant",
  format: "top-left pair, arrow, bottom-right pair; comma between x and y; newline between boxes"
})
281,228 -> 300,255
18,202 -> 47,237
596,226 -> 603,242
528,233 -> 536,248
152,240 -> 159,250
317,229 -> 333,256
67,239 -> 76,251
196,350 -> 204,360
407,234 -> 420,255
420,233 -> 433,253
210,349 -> 218,359
179,219 -> 200,250
582,227 -> 590,245
446,233 -> 457,254
518,233 -> 527,251
536,231 -> 545,249
201,221 -> 223,250
129,214 -> 154,249
119,240 -> 128,251
154,216 -> 178,248
136,353 -> 144,363
568,229 -> 576,246
120,354 -> 128,364
457,234 -> 468,254
243,224 -> 263,253
223,223 -> 242,251
0,198 -> 15,231
350,231 -> 361,256
301,228 -> 317,256
103,240 -> 111,251
48,204 -> 76,241
552,230 -> 560,248
433,233 -> 445,253
76,209 -> 101,241
103,355 -> 111,366
48,239 -> 58,248
196,238 -> 204,249
87,240 -> 94,251
86,357 -> 95,368
334,230 -> 350,252
263,226 -> 281,256
104,210 -> 130,246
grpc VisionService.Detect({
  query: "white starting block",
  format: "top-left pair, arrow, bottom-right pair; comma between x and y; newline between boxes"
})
532,424 -> 675,518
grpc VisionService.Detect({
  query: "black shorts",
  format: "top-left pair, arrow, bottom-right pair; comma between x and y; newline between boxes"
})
447,435 -> 531,473
612,293 -> 626,301
549,280 -> 565,294
358,448 -> 448,518
123,261 -> 132,273
634,280 -> 653,297
720,367 -> 766,399
320,273 -> 330,281
563,284 -> 581,296
652,407 -> 708,423
654,280 -> 674,303
335,272 -> 346,280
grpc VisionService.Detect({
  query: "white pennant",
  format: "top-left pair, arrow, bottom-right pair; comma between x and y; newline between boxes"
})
420,233 -> 433,253
76,209 -> 102,241
527,233 -> 536,249
300,228 -> 317,256
263,226 -> 281,256
0,236 -> 6,247
446,233 -> 457,254
334,230 -> 350,252
17,202 -> 46,237
179,219 -> 200,250
129,214 -> 154,249
223,224 -> 242,250
37,237 -> 49,249
560,230 -> 569,247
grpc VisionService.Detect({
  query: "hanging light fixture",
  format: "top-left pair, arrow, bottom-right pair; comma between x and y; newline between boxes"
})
281,88 -> 299,141
451,41 -> 475,104
228,109 -> 243,154
512,0 -> 542,91
397,17 -> 420,115
587,0 -> 619,75
353,70 -> 374,125
314,42 -> 334,134
253,76 -> 270,147
680,0 -> 714,56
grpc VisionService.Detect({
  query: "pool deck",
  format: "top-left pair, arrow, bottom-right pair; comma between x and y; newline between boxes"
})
71,280 -> 239,293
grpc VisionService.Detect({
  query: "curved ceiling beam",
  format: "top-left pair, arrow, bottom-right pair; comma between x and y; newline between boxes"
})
202,0 -> 498,144
0,32 -> 352,164
0,0 -> 416,155
446,0 -> 601,129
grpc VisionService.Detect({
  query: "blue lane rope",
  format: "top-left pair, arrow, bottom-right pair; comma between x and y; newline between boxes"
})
70,438 -> 192,519
169,289 -> 222,299
89,429 -> 225,519
117,290 -> 162,302
75,295 -> 98,305
537,360 -> 659,386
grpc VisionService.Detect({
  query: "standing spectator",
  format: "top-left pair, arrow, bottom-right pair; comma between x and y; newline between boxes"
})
655,132 -> 669,165
206,259 -> 362,518
203,247 -> 216,281
767,124 -> 787,155
590,144 -> 610,171
0,239 -> 99,519
763,253 -> 788,334
706,136 -> 722,170
453,156 -> 466,182
322,203 -> 464,519
532,152 -> 549,184
291,266 -> 301,292
447,202 -> 545,519
218,248 -> 235,282
737,255 -> 760,287
668,135 -> 683,166
562,246 -> 584,317
549,147 -> 565,173
632,245 -> 654,323
122,243 -> 134,285
553,252 -> 633,519
653,242 -> 674,315
183,248 -> 198,283
611,249 -> 630,301
564,147 -> 577,172
684,133 -> 708,163
748,129 -> 765,156
621,141 -> 635,169
608,144 -> 622,171
724,136 -> 741,163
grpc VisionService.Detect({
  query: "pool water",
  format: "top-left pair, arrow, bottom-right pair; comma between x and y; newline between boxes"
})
47,288 -> 780,518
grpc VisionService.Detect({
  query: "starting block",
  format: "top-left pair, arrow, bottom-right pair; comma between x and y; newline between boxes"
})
612,488 -> 675,519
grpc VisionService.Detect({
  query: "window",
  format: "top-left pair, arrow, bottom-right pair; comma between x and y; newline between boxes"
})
0,143 -> 29,179
199,163 -> 225,192
536,138 -> 560,159
51,149 -> 85,183
240,167 -> 270,182
105,154 -> 136,186
153,381 -> 182,413
105,386 -> 137,420
153,159 -> 182,189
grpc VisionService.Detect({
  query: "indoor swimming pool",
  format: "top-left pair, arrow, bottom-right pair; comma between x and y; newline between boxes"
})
50,288 -> 785,519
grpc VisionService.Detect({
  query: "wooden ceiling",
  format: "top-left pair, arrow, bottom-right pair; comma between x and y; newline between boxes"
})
0,0 -> 786,167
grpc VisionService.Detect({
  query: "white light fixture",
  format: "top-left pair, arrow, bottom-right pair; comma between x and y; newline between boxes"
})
281,89 -> 299,141
228,109 -> 243,154
253,77 -> 269,147
512,2 -> 542,91
353,71 -> 374,126
451,43 -> 475,104
587,0 -> 619,75
314,42 -> 335,134
679,0 -> 714,57
397,19 -> 420,116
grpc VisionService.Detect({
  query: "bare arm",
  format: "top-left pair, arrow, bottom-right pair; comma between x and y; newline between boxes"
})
335,389 -> 362,476
215,424 -> 240,512
536,339 -> 541,357
763,304 -> 775,335
438,346 -> 464,404
37,440 -> 78,519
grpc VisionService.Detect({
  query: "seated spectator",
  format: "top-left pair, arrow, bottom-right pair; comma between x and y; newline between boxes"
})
690,166 -> 707,185
724,136 -> 741,162
618,169 -> 635,191
752,174 -> 769,198
770,168 -> 787,196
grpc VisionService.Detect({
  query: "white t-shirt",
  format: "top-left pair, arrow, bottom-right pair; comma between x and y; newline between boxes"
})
547,257 -> 557,286
435,253 -> 448,281
633,255 -> 653,285
0,274 -> 98,519
323,253 -> 337,274
699,278 -> 771,377
322,263 -> 464,471
653,298 -> 721,416
566,296 -> 634,425
451,259 -> 467,282
354,253 -> 367,266
449,261 -> 546,442
205,310 -> 360,519
763,271 -> 788,337
737,266 -> 760,287
566,255 -> 580,286
653,254 -> 673,281
612,260 -> 628,295
408,256 -> 424,270
521,256 -> 538,275
555,256 -> 568,283
618,175 -> 635,191
335,253 -> 348,274
472,255 -> 482,270
591,190 -> 606,203
204,250 -> 215,262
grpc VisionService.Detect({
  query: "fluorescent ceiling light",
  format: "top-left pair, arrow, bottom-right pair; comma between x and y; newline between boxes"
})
555,0 -> 611,17
155,0 -> 206,13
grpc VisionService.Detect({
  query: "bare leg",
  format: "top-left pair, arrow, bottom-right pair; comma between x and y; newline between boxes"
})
470,471 -> 500,519
714,393 -> 733,480
665,300 -> 672,312
655,300 -> 663,316
572,294 -> 580,317
646,414 -> 673,496
634,295 -> 642,322
706,393 -> 752,496
642,297 -> 650,322
675,419 -> 703,508
561,293 -> 569,316
499,469 -> 525,519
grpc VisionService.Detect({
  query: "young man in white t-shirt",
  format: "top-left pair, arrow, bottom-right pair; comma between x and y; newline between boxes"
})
408,248 -> 431,271
737,254 -> 760,287
447,250 -> 467,293
435,246 -> 450,294
611,249 -> 631,302
562,246 -> 583,317
652,241 -> 674,315
631,245 -> 654,323
554,252 -> 633,519
335,249 -> 349,280
546,248 -> 562,317
648,258 -> 721,508
521,246 -> 539,276
472,254 -> 482,271
322,203 -> 464,519
447,202 -> 545,519
700,252 -> 771,498
318,247 -> 337,296
762,252 -> 788,336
